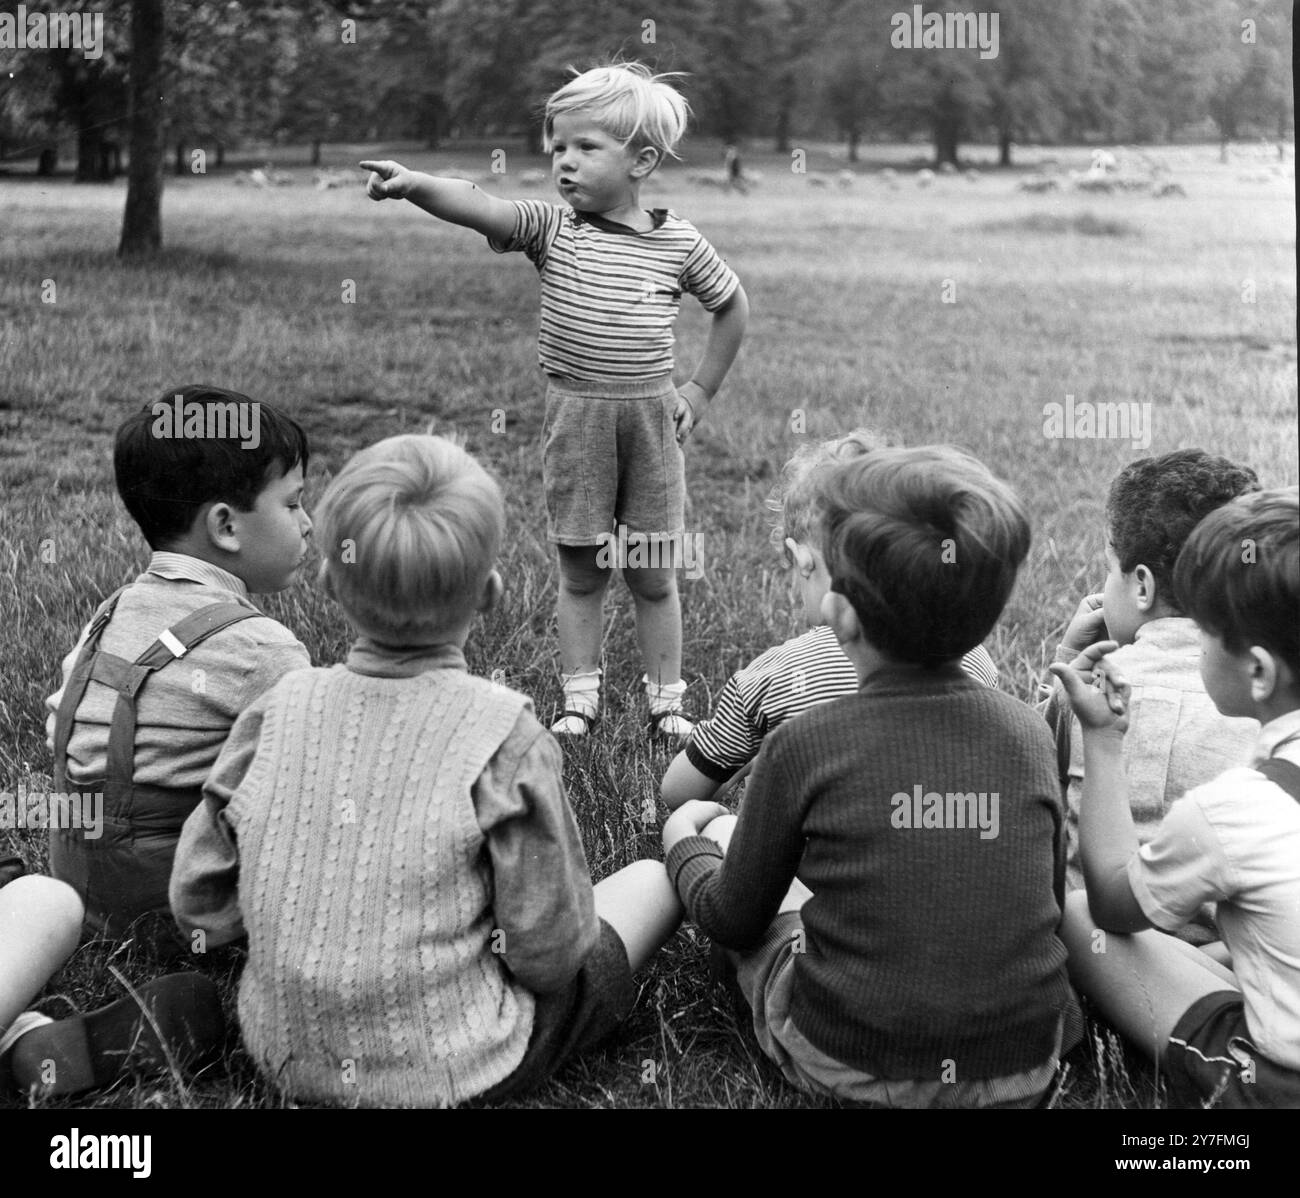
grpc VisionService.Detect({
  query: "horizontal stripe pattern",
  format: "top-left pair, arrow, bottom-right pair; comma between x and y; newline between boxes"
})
688,623 -> 1001,780
489,200 -> 740,380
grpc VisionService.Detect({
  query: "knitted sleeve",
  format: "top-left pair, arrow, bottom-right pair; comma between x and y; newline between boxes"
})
169,693 -> 268,946
472,709 -> 599,994
667,730 -> 807,949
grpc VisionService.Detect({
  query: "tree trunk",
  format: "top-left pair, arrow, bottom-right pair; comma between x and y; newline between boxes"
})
847,128 -> 860,163
998,129 -> 1013,167
310,139 -> 322,166
773,73 -> 794,154
933,120 -> 960,167
932,85 -> 963,167
174,141 -> 186,176
76,123 -> 109,181
119,0 -> 165,258
38,146 -> 58,175
215,142 -> 225,168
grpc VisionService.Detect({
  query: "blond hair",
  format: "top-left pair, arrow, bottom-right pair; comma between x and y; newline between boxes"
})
316,435 -> 504,641
544,62 -> 690,163
769,428 -> 894,551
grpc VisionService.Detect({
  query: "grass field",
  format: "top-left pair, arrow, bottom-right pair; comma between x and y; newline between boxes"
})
1,138 -> 1296,1110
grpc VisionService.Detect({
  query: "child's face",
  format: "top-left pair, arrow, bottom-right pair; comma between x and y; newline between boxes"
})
1197,626 -> 1255,718
784,536 -> 832,625
1100,530 -> 1144,645
549,112 -> 644,212
230,461 -> 312,594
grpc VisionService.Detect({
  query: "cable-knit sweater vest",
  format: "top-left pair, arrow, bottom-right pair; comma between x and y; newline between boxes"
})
225,663 -> 535,1107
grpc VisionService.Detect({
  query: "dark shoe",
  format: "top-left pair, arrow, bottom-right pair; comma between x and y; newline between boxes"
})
0,855 -> 26,889
551,709 -> 602,736
647,708 -> 694,742
9,973 -> 223,1097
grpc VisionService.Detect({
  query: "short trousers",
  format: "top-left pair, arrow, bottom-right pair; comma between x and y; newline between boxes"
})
1164,990 -> 1300,1109
541,374 -> 685,546
476,917 -> 636,1103
728,912 -> 1064,1108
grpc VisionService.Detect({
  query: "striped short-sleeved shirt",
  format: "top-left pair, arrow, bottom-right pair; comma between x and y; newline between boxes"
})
686,623 -> 1001,782
488,200 -> 740,381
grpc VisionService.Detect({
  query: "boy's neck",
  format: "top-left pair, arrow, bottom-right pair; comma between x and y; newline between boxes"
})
1254,695 -> 1300,728
588,192 -> 653,231
155,539 -> 250,589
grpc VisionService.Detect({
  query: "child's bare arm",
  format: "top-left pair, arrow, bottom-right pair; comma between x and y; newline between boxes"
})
360,159 -> 517,242
674,284 -> 749,442
1050,643 -> 1151,932
660,750 -> 722,809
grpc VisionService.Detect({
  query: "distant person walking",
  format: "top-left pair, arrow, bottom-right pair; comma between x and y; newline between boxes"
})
724,143 -> 747,194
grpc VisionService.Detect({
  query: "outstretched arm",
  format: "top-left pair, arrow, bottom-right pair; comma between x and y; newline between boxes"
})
360,159 -> 517,242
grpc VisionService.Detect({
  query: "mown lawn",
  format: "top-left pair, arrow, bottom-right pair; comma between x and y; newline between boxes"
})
1,138 -> 1295,1109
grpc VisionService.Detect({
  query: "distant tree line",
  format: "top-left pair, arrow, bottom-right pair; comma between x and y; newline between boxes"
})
0,0 -> 1290,253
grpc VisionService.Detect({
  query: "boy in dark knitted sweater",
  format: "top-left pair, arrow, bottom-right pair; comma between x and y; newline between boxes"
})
664,446 -> 1080,1106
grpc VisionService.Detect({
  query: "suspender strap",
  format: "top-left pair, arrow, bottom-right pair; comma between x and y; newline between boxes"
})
1257,757 -> 1300,804
54,597 -> 260,790
50,587 -> 130,775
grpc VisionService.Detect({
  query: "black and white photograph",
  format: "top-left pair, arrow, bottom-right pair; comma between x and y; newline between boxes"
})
0,0 -> 1296,1156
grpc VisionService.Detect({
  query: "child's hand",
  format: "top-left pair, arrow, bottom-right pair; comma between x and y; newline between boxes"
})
1049,641 -> 1130,733
663,800 -> 732,855
360,160 -> 415,201
672,382 -> 707,445
1060,592 -> 1107,655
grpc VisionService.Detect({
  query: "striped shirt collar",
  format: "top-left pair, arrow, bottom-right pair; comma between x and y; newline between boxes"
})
571,207 -> 669,235
145,551 -> 249,599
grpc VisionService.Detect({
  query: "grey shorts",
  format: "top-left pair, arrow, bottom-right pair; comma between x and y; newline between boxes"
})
729,913 -> 1064,1108
474,918 -> 636,1103
541,374 -> 685,546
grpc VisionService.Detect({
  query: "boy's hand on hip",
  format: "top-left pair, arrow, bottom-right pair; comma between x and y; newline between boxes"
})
673,382 -> 708,445
360,160 -> 413,200
1049,641 -> 1130,732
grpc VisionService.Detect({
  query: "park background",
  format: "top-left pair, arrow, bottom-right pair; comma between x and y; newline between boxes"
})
1,0 -> 1296,1109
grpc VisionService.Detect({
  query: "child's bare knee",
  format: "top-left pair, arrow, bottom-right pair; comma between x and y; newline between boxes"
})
625,566 -> 675,602
4,874 -> 84,929
557,546 -> 608,596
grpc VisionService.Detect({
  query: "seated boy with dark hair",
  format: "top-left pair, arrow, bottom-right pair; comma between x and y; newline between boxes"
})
1044,450 -> 1260,927
664,446 -> 1079,1107
45,385 -> 313,944
1056,487 -> 1300,1108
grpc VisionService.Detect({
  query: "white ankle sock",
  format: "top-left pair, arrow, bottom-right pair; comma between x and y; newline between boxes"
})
552,669 -> 602,734
645,676 -> 693,738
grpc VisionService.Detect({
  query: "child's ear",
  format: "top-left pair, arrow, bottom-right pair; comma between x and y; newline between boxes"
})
1248,646 -> 1285,704
478,569 -> 503,615
1132,563 -> 1158,613
786,539 -> 817,579
821,590 -> 861,647
630,145 -> 661,179
204,502 -> 239,554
